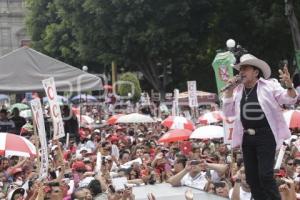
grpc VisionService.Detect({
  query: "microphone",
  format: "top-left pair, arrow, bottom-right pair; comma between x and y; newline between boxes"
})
220,75 -> 242,92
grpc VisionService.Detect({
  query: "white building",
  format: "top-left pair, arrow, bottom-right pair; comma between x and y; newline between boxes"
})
0,0 -> 29,56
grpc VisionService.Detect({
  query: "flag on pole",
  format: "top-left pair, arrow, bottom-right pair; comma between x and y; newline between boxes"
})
212,51 -> 236,95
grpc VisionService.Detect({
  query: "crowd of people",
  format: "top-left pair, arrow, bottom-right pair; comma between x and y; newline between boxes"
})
0,99 -> 299,200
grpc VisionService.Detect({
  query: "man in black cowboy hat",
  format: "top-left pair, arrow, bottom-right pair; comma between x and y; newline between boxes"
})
222,54 -> 298,200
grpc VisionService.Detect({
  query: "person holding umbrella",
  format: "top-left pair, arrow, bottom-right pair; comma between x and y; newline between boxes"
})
9,108 -> 26,135
0,109 -> 15,133
222,54 -> 298,200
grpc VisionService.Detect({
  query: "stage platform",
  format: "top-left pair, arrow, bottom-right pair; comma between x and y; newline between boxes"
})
133,183 -> 228,200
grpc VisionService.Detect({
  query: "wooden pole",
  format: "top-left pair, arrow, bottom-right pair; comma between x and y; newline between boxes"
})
112,61 -> 117,93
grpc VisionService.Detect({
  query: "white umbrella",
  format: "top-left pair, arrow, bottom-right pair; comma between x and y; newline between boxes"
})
190,125 -> 224,139
20,109 -> 32,119
198,111 -> 224,125
116,113 -> 154,123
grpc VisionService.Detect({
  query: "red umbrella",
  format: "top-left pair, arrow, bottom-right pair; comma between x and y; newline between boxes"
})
107,114 -> 125,125
198,111 -> 223,125
0,133 -> 36,157
283,110 -> 300,129
77,115 -> 94,126
158,129 -> 192,143
161,116 -> 195,130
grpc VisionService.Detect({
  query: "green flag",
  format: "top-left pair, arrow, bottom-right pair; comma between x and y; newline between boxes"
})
212,51 -> 236,95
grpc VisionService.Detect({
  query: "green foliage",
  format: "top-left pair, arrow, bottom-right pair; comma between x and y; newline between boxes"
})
26,0 -> 300,93
118,72 -> 141,102
25,0 -> 79,65
208,0 -> 294,71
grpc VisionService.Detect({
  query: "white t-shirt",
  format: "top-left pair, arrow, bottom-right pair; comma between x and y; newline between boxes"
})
210,170 -> 221,182
181,172 -> 208,190
229,186 -> 252,200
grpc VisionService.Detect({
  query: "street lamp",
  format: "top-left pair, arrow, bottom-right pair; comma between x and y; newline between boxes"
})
226,39 -> 236,49
225,39 -> 248,63
82,65 -> 88,72
80,65 -> 88,128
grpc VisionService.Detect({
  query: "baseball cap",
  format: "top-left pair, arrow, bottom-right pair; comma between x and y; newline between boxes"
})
72,161 -> 86,171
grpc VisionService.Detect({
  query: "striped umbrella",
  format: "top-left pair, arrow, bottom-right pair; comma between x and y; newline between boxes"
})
161,116 -> 195,131
198,111 -> 223,125
107,114 -> 125,125
283,110 -> 300,129
158,129 -> 192,143
0,133 -> 37,157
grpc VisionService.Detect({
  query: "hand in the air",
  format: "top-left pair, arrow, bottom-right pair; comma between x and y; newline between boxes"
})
185,189 -> 194,200
279,64 -> 293,88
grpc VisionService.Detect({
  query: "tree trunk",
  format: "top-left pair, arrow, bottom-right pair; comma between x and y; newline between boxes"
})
285,0 -> 300,50
159,89 -> 166,101
136,61 -> 166,100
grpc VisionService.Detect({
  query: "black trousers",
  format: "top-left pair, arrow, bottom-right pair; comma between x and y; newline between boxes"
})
242,128 -> 281,200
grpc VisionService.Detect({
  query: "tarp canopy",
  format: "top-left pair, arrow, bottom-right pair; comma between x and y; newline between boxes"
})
0,47 -> 102,92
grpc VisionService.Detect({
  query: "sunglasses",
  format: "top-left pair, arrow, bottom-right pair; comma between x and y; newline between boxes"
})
214,182 -> 226,188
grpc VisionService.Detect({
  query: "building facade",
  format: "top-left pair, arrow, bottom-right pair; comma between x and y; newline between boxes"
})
0,0 -> 29,56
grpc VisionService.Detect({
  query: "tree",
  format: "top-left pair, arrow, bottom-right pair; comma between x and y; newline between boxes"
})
285,0 -> 300,50
26,0 -> 300,94
205,0 -> 298,74
118,72 -> 141,102
26,0 -> 79,66
27,0 -> 218,96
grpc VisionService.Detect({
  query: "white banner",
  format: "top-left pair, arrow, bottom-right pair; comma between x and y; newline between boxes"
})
187,81 -> 198,107
31,99 -> 49,180
172,89 -> 179,116
223,117 -> 235,145
42,77 -> 65,139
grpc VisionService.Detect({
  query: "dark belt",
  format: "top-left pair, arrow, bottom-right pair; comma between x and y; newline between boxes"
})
243,126 -> 271,135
